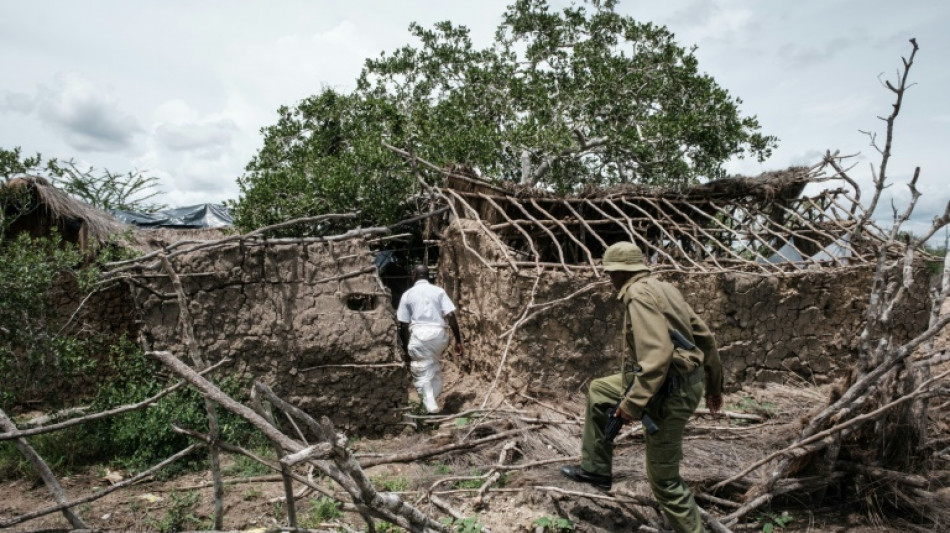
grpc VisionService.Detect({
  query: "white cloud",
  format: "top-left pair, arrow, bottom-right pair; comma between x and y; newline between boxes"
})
662,1 -> 756,46
130,99 -> 244,206
0,91 -> 35,113
156,120 -> 237,153
30,73 -> 141,152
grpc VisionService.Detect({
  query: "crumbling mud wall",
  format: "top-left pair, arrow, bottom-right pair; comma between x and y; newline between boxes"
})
125,239 -> 407,436
441,220 -> 931,399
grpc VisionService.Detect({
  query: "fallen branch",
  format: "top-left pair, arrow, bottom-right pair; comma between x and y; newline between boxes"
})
360,426 -> 536,468
159,253 -> 225,529
0,444 -> 200,528
0,358 -> 229,441
711,367 -> 950,492
151,351 -> 445,531
0,408 -> 87,528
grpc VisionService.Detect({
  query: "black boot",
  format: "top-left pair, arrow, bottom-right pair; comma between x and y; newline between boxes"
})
560,465 -> 612,490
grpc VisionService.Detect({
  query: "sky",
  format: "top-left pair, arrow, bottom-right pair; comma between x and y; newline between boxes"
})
1,0 -> 948,238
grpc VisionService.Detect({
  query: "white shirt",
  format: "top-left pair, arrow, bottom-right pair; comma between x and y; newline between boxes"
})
397,279 -> 457,327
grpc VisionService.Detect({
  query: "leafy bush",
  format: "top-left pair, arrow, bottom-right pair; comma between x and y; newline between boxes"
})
0,231 -> 88,409
147,490 -> 206,533
87,340 -> 265,475
299,496 -> 343,525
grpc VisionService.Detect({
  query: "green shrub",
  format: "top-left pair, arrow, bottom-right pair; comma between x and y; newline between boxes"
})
87,340 -> 265,476
373,474 -> 410,492
147,490 -> 205,533
299,495 -> 343,525
0,232 -> 87,409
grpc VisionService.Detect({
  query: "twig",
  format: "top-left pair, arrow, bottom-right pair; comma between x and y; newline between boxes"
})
0,359 -> 229,441
360,426 -> 536,468
0,408 -> 87,528
0,444 -> 200,528
158,253 -> 225,529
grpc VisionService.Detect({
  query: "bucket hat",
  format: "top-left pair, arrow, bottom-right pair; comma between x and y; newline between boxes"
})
602,241 -> 649,272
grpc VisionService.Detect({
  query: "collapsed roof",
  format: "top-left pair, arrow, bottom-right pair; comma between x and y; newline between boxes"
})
433,165 -> 885,275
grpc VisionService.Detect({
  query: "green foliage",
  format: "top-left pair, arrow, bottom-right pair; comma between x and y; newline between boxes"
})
454,468 -> 485,489
299,496 -> 344,525
0,424 -> 101,481
53,161 -> 166,213
0,231 -> 89,408
231,90 -> 414,234
88,341 -> 264,475
453,416 -> 471,428
374,521 -> 405,533
0,146 -> 63,183
373,474 -> 410,492
533,515 -> 575,531
430,460 -> 453,474
731,396 -> 777,417
147,491 -> 205,533
757,511 -> 793,532
440,515 -> 484,532
1,146 -> 164,213
233,1 -> 776,234
225,447 -> 275,477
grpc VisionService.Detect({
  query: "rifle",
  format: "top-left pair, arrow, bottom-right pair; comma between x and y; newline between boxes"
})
603,328 -> 697,441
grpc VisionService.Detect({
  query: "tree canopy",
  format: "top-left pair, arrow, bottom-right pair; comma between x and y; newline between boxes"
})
232,0 -> 777,232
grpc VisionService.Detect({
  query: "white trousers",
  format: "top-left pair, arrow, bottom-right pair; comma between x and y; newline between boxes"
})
407,325 -> 449,413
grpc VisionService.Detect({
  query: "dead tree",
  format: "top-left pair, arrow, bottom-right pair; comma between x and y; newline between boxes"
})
711,38 -> 950,527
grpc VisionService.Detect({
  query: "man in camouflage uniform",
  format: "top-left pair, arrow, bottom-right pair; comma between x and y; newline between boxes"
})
561,241 -> 724,533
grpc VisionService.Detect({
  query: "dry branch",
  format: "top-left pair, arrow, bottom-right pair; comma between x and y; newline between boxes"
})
151,349 -> 449,531
0,444 -> 200,528
0,358 -> 229,441
158,253 -> 226,529
359,426 -> 537,468
0,408 -> 87,528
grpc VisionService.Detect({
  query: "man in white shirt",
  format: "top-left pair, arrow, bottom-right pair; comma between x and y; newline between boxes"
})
396,265 -> 464,413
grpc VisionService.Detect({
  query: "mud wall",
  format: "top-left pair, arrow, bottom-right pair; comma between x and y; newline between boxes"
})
440,220 -> 931,399
123,239 -> 407,436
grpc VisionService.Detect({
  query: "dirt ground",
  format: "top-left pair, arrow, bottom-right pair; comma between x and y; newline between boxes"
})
2,304 -> 948,532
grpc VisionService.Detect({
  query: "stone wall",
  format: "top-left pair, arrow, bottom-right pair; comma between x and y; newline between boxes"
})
440,220 -> 931,399
124,239 -> 408,436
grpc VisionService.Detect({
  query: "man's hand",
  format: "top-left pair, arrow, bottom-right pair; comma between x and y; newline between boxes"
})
617,407 -> 634,423
705,394 -> 723,414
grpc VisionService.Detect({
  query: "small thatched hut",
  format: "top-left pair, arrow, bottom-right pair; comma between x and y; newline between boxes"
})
2,176 -> 127,252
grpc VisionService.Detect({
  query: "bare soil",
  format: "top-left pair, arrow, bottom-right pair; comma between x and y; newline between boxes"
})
3,312 -> 948,532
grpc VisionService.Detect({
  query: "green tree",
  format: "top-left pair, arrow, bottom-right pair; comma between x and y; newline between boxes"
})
233,90 -> 414,233
53,161 -> 165,213
0,146 -> 165,214
233,0 -> 776,232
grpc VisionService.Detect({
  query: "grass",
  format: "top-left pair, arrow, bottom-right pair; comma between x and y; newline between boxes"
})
224,448 -> 275,477
147,490 -> 206,533
373,474 -> 410,492
731,396 -> 777,416
299,496 -> 343,526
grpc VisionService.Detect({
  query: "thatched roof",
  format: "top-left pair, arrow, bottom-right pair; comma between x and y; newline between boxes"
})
4,176 -> 128,243
2,177 -> 232,254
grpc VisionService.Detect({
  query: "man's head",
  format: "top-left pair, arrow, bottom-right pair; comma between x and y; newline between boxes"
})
412,265 -> 430,282
602,241 -> 649,289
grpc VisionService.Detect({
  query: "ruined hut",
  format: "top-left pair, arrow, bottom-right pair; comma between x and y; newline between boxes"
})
435,167 -> 931,398
102,233 -> 407,437
1,176 -> 126,252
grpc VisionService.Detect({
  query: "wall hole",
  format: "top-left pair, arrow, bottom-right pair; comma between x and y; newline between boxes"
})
345,293 -> 377,312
